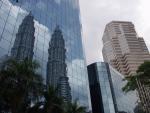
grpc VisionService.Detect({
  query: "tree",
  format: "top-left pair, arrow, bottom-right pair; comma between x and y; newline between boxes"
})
28,87 -> 87,113
27,86 -> 64,113
122,61 -> 150,93
122,61 -> 150,113
0,58 -> 87,113
0,58 -> 44,113
65,99 -> 86,113
136,61 -> 150,86
122,75 -> 138,93
42,86 -> 64,113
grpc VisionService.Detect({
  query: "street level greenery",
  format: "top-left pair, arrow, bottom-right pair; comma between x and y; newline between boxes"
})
0,58 -> 86,113
122,61 -> 150,93
122,61 -> 150,113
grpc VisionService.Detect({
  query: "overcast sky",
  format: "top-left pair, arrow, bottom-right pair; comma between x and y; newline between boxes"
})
79,0 -> 150,65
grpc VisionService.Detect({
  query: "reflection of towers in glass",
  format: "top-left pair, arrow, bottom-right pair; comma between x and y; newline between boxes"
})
11,12 -> 35,60
47,26 -> 71,102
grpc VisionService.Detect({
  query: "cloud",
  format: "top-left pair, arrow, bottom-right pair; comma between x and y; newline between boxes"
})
136,0 -> 150,50
80,0 -> 150,65
36,1 -> 46,10
54,0 -> 61,4
71,0 -> 79,9
67,59 -> 91,108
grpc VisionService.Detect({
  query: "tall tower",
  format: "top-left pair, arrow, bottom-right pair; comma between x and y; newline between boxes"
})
102,21 -> 150,76
11,12 -> 35,60
0,0 -> 91,109
47,26 -> 71,102
87,62 -> 117,113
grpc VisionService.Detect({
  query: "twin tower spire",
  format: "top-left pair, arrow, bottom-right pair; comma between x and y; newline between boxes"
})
11,13 -> 71,102
47,25 -> 71,102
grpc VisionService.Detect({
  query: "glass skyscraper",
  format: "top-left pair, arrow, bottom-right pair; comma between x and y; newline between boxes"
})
11,12 -> 35,60
87,62 -> 117,113
47,26 -> 71,102
0,0 -> 90,108
87,62 -> 138,113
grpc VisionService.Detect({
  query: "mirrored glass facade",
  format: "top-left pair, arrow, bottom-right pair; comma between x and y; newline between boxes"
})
88,62 -> 116,113
109,66 -> 138,113
0,0 -> 90,108
88,62 -> 138,113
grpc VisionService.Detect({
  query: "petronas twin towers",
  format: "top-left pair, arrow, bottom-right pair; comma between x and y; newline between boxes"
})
47,26 -> 71,102
11,13 -> 71,102
0,0 -> 90,109
11,12 -> 35,60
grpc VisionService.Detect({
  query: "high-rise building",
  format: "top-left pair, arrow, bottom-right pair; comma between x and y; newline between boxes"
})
11,12 -> 35,60
0,0 -> 91,109
102,21 -> 150,76
87,62 -> 117,113
87,62 -> 138,113
47,26 -> 71,102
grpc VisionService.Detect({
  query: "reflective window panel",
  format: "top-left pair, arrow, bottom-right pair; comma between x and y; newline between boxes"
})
0,0 -> 91,110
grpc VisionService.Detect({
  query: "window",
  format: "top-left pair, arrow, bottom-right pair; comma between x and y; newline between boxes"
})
2,30 -> 13,42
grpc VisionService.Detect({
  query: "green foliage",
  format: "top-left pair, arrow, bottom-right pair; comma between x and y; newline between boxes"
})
137,61 -> 150,73
0,58 -> 44,113
122,75 -> 138,93
65,99 -> 86,113
26,86 -> 64,113
42,86 -> 64,113
136,61 -> 150,86
0,58 -> 87,113
122,61 -> 150,93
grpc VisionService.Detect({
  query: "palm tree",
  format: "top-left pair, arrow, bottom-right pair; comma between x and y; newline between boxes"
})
26,102 -> 43,113
136,61 -> 150,86
122,61 -> 150,113
0,58 -> 44,113
122,75 -> 138,93
29,86 -> 65,113
0,58 -> 87,113
122,61 -> 150,92
42,86 -> 64,113
27,86 -> 65,113
65,100 -> 86,113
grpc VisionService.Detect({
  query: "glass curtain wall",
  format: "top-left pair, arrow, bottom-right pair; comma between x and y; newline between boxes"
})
0,0 -> 90,108
96,62 -> 116,113
109,66 -> 138,113
87,62 -> 116,113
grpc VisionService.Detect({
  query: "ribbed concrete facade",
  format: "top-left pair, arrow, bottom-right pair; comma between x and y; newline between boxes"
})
102,21 -> 150,76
